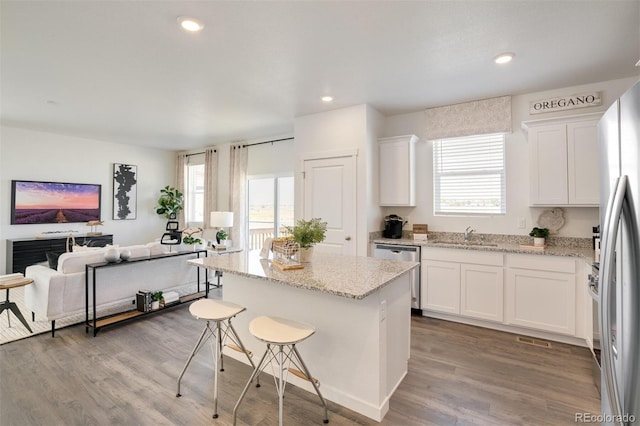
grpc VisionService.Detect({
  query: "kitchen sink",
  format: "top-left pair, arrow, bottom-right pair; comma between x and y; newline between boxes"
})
430,240 -> 498,248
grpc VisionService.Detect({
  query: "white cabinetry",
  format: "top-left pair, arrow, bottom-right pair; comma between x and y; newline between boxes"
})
421,248 -> 504,322
378,135 -> 417,206
421,260 -> 460,314
505,254 -> 577,335
523,113 -> 601,206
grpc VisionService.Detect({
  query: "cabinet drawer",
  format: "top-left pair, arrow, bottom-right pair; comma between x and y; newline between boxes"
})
506,253 -> 575,274
422,248 -> 503,266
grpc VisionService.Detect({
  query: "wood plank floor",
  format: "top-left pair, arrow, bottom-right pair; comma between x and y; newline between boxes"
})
0,308 -> 600,425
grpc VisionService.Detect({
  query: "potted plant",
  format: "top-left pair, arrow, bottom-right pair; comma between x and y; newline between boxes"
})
529,227 -> 550,246
182,228 -> 204,251
215,228 -> 229,246
285,218 -> 327,262
151,291 -> 163,310
155,186 -> 184,220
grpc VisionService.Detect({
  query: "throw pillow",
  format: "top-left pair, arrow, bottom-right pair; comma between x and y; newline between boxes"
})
46,252 -> 62,269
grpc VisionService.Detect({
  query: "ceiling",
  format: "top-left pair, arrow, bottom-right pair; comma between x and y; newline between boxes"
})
2,1 -> 639,151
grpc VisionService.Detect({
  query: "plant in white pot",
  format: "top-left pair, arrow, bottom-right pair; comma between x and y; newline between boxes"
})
182,227 -> 204,251
285,218 -> 328,263
151,291 -> 163,310
529,227 -> 550,247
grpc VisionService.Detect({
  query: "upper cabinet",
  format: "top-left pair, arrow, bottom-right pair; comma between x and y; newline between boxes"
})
379,135 -> 418,206
523,113 -> 601,207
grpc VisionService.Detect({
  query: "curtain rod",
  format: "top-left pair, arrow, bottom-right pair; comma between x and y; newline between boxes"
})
187,136 -> 293,155
186,149 -> 216,157
241,137 -> 294,148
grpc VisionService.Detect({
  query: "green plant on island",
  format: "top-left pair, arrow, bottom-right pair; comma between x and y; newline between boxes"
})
155,186 -> 184,219
529,227 -> 550,238
285,218 -> 328,249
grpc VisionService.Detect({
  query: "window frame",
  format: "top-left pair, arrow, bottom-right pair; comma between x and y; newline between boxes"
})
432,132 -> 507,216
185,154 -> 205,227
246,173 -> 294,249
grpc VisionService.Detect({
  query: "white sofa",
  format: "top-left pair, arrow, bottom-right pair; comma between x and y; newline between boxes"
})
25,242 -> 202,336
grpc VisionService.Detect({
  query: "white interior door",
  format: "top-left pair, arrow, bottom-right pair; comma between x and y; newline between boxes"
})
303,155 -> 356,255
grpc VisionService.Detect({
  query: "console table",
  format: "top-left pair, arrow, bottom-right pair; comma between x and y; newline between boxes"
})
6,234 -> 113,274
85,249 -> 207,336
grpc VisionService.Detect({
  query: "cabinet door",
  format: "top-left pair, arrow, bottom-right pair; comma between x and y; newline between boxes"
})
567,119 -> 599,205
421,260 -> 460,314
460,264 -> 504,322
529,124 -> 568,205
505,268 -> 576,335
379,135 -> 416,206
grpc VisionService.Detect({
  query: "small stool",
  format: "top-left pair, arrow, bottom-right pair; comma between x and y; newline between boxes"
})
176,299 -> 258,419
0,274 -> 34,333
233,316 -> 329,426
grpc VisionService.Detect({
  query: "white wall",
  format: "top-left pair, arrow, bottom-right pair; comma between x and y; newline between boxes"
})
294,104 -> 384,256
380,76 -> 639,238
1,126 -> 177,274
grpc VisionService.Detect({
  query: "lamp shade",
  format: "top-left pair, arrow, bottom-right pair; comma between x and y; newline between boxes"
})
210,211 -> 234,228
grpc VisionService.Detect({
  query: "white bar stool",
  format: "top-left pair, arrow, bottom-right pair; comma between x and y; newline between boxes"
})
176,299 -> 259,419
233,315 -> 329,426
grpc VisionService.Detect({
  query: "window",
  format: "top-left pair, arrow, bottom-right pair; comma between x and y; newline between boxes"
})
247,176 -> 294,250
433,133 -> 506,215
185,155 -> 205,226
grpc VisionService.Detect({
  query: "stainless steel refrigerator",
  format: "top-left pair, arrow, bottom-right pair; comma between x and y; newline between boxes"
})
599,79 -> 640,425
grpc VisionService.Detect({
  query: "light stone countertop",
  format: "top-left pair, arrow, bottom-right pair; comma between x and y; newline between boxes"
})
372,237 -> 595,264
189,250 -> 419,300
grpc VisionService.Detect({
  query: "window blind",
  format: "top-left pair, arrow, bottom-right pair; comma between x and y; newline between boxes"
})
433,133 -> 506,215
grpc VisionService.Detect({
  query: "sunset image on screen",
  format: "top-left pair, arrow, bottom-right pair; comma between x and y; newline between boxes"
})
12,181 -> 101,224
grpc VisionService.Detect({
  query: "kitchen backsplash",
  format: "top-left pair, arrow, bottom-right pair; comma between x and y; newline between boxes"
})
369,230 -> 591,248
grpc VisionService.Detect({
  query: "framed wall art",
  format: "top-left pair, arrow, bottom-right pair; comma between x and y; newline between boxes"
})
113,163 -> 137,220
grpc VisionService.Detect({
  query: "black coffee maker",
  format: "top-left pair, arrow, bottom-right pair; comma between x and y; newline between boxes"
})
383,214 -> 407,239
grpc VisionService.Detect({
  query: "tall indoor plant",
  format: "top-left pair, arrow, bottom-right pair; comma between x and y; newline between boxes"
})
285,217 -> 327,262
155,186 -> 184,220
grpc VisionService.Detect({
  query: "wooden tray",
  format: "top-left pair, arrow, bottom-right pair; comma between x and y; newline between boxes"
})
272,259 -> 304,270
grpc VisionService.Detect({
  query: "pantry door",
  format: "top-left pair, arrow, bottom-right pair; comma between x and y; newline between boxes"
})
302,155 -> 356,255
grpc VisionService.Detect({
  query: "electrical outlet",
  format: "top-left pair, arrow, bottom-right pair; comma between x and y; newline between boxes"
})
517,217 -> 526,229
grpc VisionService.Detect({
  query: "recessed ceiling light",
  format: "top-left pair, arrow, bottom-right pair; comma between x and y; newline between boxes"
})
494,52 -> 515,64
321,96 -> 333,102
177,16 -> 204,33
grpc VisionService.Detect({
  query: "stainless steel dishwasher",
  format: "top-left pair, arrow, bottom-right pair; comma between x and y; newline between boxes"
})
373,243 -> 421,310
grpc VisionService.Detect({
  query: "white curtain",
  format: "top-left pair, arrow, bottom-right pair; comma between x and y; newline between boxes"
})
175,153 -> 187,229
424,96 -> 512,140
229,144 -> 248,249
204,148 -> 218,229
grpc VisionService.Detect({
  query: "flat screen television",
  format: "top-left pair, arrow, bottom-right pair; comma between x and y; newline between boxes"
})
11,180 -> 101,225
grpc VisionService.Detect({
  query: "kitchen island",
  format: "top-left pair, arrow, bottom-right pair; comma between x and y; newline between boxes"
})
188,250 -> 418,422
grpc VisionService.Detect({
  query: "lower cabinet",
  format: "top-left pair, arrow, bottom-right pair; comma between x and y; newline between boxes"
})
460,264 -> 504,322
421,249 -> 504,323
421,260 -> 460,314
420,248 -> 584,341
505,254 -> 577,336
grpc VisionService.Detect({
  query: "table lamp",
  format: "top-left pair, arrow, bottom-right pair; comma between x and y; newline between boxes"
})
210,211 -> 234,247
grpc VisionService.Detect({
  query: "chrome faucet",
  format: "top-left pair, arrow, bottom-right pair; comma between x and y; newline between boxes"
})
464,226 -> 476,242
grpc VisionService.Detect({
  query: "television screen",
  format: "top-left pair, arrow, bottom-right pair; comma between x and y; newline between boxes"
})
11,180 -> 102,225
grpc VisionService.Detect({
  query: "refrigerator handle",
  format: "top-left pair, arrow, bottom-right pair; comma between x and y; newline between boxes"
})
600,175 -> 626,423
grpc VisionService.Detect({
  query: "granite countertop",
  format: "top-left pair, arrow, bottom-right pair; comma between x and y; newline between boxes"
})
189,250 -> 419,300
372,236 -> 595,264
